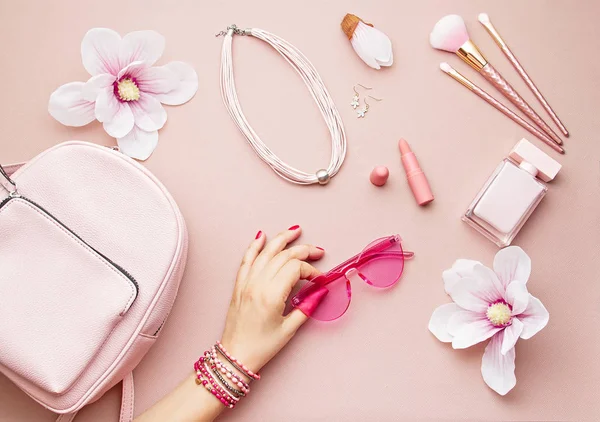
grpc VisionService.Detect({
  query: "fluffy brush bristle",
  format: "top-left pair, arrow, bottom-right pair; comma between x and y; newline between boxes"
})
478,13 -> 490,24
430,15 -> 470,53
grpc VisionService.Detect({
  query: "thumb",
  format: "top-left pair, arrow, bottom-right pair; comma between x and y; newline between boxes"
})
283,308 -> 309,335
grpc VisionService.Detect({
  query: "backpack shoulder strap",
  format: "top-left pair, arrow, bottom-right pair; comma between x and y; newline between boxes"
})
55,372 -> 135,422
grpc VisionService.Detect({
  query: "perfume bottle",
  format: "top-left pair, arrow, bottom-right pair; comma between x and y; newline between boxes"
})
463,139 -> 561,247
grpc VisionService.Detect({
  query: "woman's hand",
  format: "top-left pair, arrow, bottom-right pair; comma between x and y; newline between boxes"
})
220,225 -> 324,374
136,226 -> 323,422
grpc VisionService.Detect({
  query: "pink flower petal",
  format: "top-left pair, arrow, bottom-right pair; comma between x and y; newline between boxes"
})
117,126 -> 158,161
137,66 -> 179,95
117,60 -> 147,80
452,318 -> 501,349
501,317 -> 523,355
519,294 -> 549,339
428,303 -> 462,343
103,103 -> 134,138
447,308 -> 485,337
95,87 -> 120,123
481,330 -> 516,395
81,28 -> 121,76
129,94 -> 167,132
493,246 -> 531,288
152,61 -> 198,105
82,73 -> 115,101
443,259 -> 481,295
449,266 -> 503,313
48,82 -> 96,127
119,30 -> 165,69
505,281 -> 529,315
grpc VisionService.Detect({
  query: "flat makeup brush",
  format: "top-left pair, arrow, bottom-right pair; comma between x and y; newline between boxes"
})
429,15 -> 563,146
440,62 -> 564,154
478,13 -> 569,137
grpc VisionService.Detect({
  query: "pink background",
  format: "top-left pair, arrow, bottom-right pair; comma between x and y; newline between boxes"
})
1,0 -> 599,420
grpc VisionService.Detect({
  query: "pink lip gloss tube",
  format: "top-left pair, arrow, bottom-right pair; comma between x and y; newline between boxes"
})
398,139 -> 434,205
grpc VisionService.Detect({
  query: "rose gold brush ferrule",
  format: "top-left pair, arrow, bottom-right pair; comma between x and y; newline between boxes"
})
456,40 -> 488,70
478,13 -> 569,137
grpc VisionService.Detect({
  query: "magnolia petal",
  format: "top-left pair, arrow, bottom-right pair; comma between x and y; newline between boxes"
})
137,66 -> 179,95
153,61 -> 198,105
117,60 -> 147,80
481,331 -> 516,395
81,28 -> 121,76
447,308 -> 485,337
130,94 -> 167,132
449,267 -> 503,313
505,281 -> 529,315
428,303 -> 462,343
350,21 -> 393,70
119,30 -> 165,69
48,82 -> 96,127
452,319 -> 501,349
443,259 -> 481,295
501,317 -> 523,355
472,264 -> 505,303
117,126 -> 158,161
519,294 -> 549,339
95,87 -> 120,123
103,103 -> 134,138
493,246 -> 531,288
82,74 -> 116,101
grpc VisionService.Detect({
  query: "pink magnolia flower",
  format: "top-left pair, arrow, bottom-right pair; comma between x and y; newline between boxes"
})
428,246 -> 549,395
48,28 -> 198,160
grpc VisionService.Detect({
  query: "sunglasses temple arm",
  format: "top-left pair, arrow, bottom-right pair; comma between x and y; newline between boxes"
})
403,251 -> 415,259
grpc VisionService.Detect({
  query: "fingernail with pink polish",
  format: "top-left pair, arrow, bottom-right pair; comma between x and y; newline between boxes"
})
316,247 -> 325,251
255,230 -> 262,239
288,225 -> 300,231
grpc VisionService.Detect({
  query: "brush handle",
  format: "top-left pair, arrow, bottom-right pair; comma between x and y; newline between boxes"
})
470,82 -> 564,154
500,46 -> 569,137
480,63 -> 563,145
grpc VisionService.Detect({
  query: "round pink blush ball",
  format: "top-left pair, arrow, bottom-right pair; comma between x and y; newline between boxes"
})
370,166 -> 389,186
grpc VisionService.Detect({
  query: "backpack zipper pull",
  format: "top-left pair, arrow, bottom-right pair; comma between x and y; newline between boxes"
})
0,164 -> 18,195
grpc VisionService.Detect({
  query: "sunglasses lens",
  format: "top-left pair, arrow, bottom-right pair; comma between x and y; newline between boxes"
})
356,238 -> 405,288
293,277 -> 351,321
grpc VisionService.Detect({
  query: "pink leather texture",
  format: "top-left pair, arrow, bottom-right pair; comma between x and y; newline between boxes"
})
0,197 -> 136,394
0,142 -> 188,415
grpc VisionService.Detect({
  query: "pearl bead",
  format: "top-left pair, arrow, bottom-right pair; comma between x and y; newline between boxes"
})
226,373 -> 232,378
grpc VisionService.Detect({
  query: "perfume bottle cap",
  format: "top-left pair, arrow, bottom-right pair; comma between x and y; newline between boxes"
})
509,138 -> 561,182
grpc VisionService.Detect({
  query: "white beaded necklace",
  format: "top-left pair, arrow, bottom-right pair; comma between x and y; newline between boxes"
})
218,25 -> 347,185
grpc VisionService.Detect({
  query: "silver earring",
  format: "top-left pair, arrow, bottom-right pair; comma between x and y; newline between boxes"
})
351,84 -> 372,109
357,95 -> 382,118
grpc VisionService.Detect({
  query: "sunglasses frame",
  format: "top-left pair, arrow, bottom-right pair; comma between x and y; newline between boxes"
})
291,235 -> 414,321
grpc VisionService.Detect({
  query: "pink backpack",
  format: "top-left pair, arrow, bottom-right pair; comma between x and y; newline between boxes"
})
0,141 -> 188,421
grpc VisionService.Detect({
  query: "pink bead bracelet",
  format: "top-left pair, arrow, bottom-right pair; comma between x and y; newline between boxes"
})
216,341 -> 261,380
194,359 -> 237,408
208,348 -> 250,392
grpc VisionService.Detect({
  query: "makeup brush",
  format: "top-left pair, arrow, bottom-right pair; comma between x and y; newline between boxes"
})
430,15 -> 563,146
478,13 -> 568,137
440,63 -> 564,154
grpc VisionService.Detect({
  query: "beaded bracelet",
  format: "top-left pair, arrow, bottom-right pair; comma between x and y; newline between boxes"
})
194,358 -> 237,408
216,341 -> 261,380
209,348 -> 250,392
204,350 -> 248,396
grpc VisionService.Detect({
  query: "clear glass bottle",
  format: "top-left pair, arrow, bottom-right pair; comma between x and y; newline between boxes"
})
463,139 -> 561,247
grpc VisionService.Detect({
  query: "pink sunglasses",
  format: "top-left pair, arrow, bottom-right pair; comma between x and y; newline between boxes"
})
291,235 -> 414,321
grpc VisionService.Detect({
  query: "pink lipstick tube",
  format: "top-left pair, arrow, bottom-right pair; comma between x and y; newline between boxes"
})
399,139 -> 434,205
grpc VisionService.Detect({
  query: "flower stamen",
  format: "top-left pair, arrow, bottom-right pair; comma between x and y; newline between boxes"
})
486,301 -> 512,327
116,78 -> 140,102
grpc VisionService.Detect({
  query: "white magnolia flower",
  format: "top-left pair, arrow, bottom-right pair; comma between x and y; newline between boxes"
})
48,28 -> 198,160
428,247 -> 549,395
341,14 -> 393,70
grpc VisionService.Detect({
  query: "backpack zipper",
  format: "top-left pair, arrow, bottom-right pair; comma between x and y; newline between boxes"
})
0,193 -> 139,298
